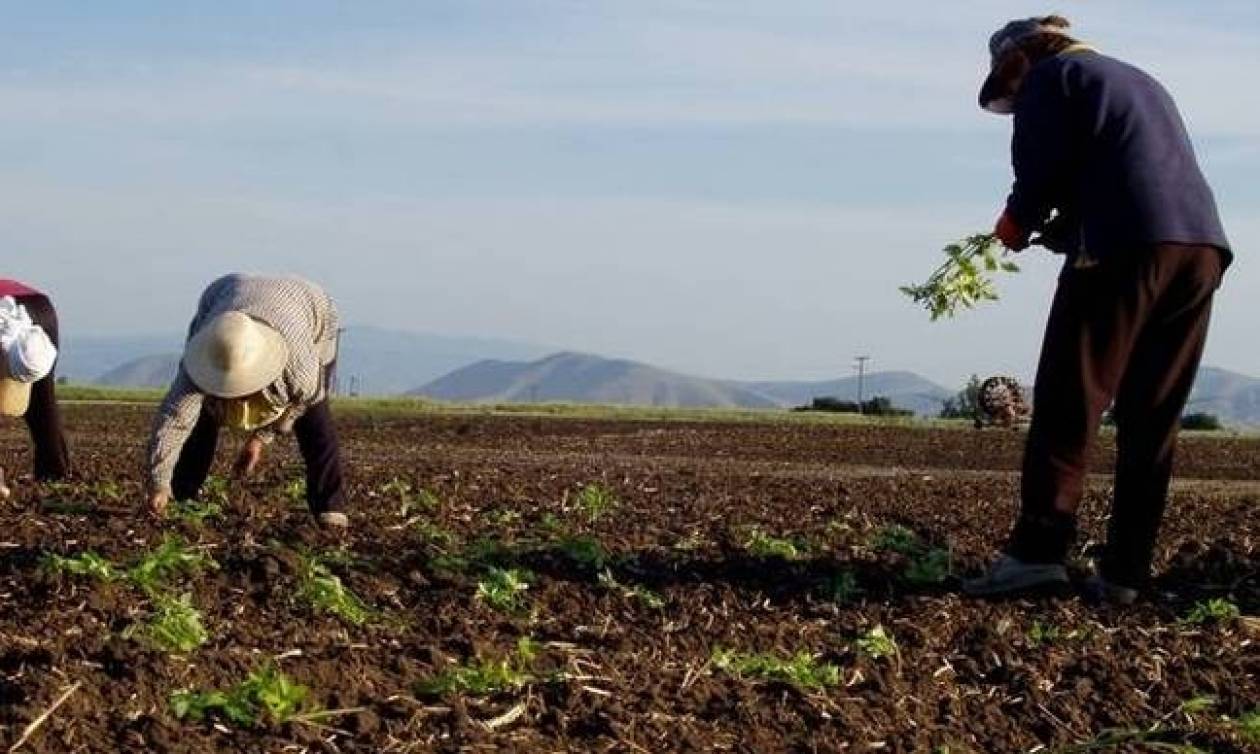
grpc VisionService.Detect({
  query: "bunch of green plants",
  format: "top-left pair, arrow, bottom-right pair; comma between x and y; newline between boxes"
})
710,647 -> 840,690
903,547 -> 952,585
869,524 -> 921,555
1180,598 -> 1241,626
901,233 -> 1019,321
416,637 -> 541,697
743,527 -> 806,560
855,625 -> 899,660
170,665 -> 310,727
128,536 -> 218,594
574,483 -> 619,523
296,553 -> 374,626
475,567 -> 533,613
597,569 -> 666,609
554,535 -> 610,569
822,569 -> 862,604
42,551 -> 120,582
126,592 -> 210,653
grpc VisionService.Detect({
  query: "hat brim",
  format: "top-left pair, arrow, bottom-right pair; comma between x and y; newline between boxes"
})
184,319 -> 289,399
0,357 -> 31,417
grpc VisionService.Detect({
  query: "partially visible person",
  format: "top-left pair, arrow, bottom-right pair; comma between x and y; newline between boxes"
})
146,274 -> 347,527
975,375 -> 1029,429
0,279 -> 70,484
963,16 -> 1231,604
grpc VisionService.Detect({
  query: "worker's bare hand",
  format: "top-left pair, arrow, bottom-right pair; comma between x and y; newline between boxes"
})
148,489 -> 170,518
233,436 -> 265,478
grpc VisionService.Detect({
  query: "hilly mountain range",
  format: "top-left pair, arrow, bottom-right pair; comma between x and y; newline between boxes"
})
414,352 -> 952,415
63,326 -> 552,395
61,330 -> 1260,424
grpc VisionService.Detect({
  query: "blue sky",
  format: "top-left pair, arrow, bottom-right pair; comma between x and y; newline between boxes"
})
2,0 -> 1257,387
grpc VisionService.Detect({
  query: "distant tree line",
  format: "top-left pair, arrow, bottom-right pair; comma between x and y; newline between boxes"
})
794,395 -> 914,417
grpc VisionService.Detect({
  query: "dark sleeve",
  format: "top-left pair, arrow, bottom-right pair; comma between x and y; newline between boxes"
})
1005,64 -> 1072,232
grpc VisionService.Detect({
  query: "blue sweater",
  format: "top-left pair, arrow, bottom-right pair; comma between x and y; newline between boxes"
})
1007,50 -> 1231,264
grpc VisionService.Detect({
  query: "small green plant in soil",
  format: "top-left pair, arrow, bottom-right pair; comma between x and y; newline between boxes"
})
743,527 -> 806,560
710,647 -> 840,690
170,665 -> 310,727
904,548 -> 952,585
413,517 -> 458,547
127,592 -> 210,653
416,637 -> 541,698
1180,598 -> 1240,626
822,570 -> 862,604
574,483 -> 618,523
901,233 -> 1019,321
476,567 -> 533,613
296,553 -> 374,626
855,625 -> 899,660
283,476 -> 306,506
42,551 -> 120,582
598,569 -> 666,609
168,497 -> 224,524
554,535 -> 609,569
128,536 -> 217,594
869,524 -> 921,555
1027,620 -> 1062,647
1236,709 -> 1260,743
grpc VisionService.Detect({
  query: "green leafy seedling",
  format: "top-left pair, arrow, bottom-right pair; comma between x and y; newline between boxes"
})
476,567 -> 533,613
416,637 -> 540,697
856,625 -> 899,660
574,483 -> 618,523
904,548 -> 952,585
1180,598 -> 1240,626
710,648 -> 840,690
823,570 -> 862,604
129,592 -> 210,653
128,536 -> 217,594
171,665 -> 309,727
870,525 -> 921,555
296,554 -> 374,626
42,551 -> 120,582
1237,709 -> 1260,743
743,527 -> 805,560
597,569 -> 666,609
901,233 -> 1020,321
555,535 -> 609,569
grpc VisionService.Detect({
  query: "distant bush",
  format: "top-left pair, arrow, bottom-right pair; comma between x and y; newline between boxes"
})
1181,413 -> 1223,431
795,395 -> 912,417
939,375 -> 982,420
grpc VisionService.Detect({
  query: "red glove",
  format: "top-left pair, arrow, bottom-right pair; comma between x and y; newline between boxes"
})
994,211 -> 1030,251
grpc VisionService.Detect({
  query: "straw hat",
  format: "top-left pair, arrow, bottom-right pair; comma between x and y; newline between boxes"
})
183,312 -> 288,398
0,353 -> 31,417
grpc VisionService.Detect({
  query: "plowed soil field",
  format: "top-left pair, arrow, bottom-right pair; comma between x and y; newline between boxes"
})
1,405 -> 1256,753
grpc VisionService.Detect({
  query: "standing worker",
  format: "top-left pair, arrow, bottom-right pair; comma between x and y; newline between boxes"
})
146,274 -> 348,527
0,279 -> 70,488
962,16 -> 1232,603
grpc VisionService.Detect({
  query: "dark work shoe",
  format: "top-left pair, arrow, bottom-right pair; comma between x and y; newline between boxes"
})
1081,574 -> 1138,605
317,511 -> 349,529
963,554 -> 1069,597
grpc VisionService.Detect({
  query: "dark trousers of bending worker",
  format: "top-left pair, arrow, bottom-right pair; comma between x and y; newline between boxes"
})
1006,244 -> 1225,587
15,293 -> 71,481
169,366 -> 345,514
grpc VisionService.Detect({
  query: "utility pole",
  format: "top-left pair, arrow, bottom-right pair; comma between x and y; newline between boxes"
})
855,355 -> 871,413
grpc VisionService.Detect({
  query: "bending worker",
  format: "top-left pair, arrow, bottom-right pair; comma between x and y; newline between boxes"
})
146,274 -> 348,528
963,16 -> 1232,603
0,279 -> 70,484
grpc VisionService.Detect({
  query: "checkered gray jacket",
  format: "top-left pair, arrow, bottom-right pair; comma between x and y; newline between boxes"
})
146,274 -> 340,493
